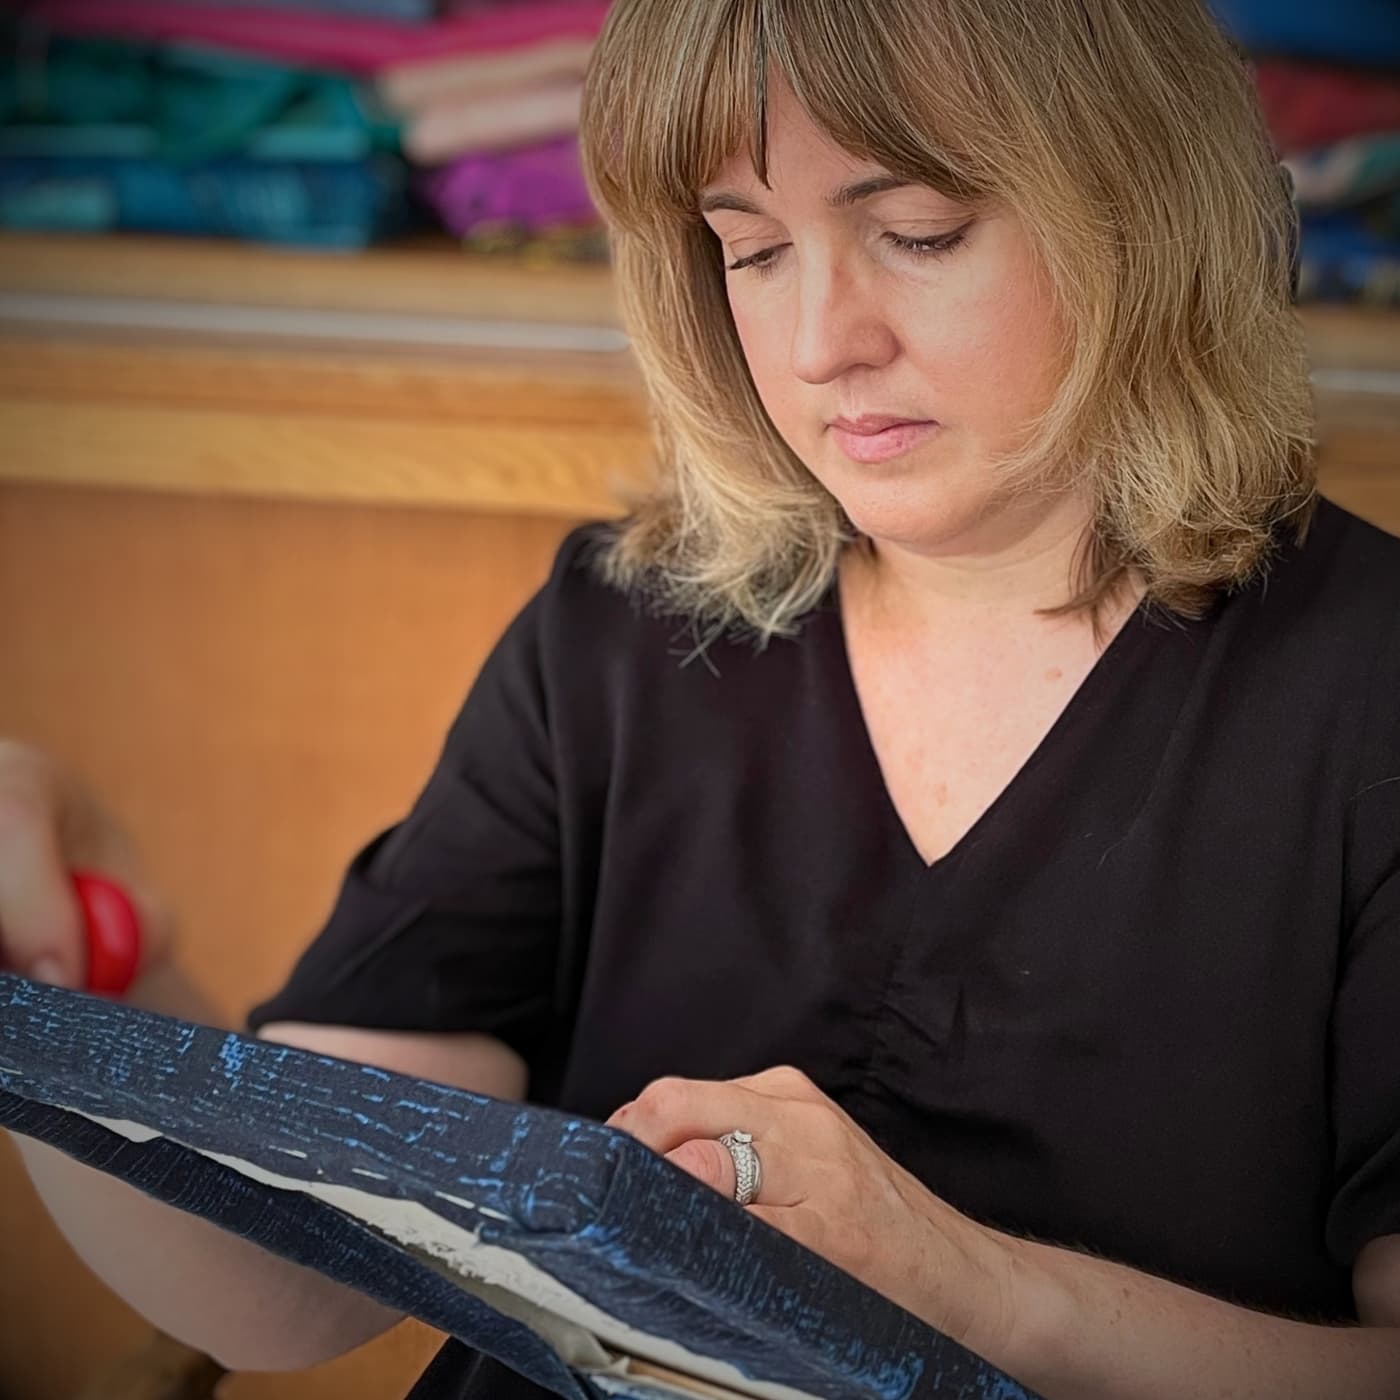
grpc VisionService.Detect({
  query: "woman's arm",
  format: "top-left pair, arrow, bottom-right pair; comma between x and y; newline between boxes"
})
990,1230 -> 1400,1400
15,958 -> 528,1372
605,1067 -> 1400,1400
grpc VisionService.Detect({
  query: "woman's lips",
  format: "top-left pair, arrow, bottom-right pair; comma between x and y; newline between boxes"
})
829,419 -> 940,464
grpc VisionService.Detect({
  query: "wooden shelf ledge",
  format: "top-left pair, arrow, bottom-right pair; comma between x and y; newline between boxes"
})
0,231 -> 623,326
0,230 -> 1394,515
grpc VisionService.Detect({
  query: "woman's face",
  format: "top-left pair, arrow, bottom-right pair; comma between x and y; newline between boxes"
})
701,81 -> 1072,559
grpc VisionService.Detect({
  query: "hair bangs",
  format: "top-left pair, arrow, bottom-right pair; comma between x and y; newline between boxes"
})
581,0 -> 987,246
759,0 -> 987,204
580,0 -> 765,241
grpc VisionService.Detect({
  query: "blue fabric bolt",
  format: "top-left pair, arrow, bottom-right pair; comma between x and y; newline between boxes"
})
0,975 -> 1038,1400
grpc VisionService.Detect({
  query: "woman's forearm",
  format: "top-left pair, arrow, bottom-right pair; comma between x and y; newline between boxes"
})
978,1233 -> 1400,1400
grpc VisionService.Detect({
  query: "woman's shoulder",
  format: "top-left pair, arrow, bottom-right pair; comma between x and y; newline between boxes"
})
513,522 -> 836,741
1248,497 -> 1400,793
532,520 -> 823,664
1306,496 -> 1400,585
542,521 -> 623,600
530,520 -> 661,649
1241,496 -> 1400,645
1200,500 -> 1400,758
1293,505 -> 1400,918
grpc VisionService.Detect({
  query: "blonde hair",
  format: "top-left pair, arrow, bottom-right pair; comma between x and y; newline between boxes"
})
578,0 -> 1316,641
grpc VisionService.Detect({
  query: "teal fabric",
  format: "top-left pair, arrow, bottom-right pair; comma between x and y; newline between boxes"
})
0,31 -> 401,163
0,28 -> 410,244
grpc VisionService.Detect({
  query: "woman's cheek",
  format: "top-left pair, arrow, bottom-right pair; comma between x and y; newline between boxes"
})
731,317 -> 805,438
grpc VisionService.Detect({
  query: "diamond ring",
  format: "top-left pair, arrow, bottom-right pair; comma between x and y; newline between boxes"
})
717,1129 -> 763,1206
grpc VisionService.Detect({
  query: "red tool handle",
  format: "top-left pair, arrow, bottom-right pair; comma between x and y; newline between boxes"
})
72,871 -> 142,996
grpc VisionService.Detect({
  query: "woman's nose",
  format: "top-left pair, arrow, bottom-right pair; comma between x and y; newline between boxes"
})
788,258 -> 898,385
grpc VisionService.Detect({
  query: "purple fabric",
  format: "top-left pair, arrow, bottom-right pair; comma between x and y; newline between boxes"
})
18,0 -> 611,74
417,134 -> 595,235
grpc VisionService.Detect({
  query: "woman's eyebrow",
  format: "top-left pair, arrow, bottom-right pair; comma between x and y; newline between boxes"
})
699,174 -> 913,215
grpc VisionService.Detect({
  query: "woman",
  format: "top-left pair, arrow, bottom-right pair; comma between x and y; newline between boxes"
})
4,0 -> 1399,1396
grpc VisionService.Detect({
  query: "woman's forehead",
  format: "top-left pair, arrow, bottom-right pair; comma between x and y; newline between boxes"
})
704,74 -> 860,175
701,114 -> 876,196
695,76 -> 968,212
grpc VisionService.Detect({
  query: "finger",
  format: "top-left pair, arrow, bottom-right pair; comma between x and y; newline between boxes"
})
606,1077 -> 780,1152
608,1078 -> 798,1204
664,1138 -> 736,1199
729,1066 -> 878,1148
728,1064 -> 829,1103
0,785 -> 85,987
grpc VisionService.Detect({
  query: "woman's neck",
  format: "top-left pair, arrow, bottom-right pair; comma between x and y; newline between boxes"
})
844,489 -> 1107,633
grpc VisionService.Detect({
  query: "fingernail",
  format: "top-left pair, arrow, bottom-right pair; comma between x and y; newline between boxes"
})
31,957 -> 71,988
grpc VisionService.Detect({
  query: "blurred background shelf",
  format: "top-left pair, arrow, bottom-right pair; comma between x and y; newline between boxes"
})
0,229 -> 651,516
0,229 -> 1396,515
0,229 -> 622,322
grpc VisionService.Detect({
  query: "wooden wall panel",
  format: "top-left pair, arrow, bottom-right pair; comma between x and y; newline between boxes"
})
0,485 -> 575,1400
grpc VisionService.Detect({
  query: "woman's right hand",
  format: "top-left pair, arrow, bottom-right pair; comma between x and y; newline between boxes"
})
0,740 -> 172,991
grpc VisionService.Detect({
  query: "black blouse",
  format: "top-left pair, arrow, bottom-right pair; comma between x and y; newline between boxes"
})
249,496 -> 1400,1396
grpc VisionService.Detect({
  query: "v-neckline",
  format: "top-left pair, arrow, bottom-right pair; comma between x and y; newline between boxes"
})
825,579 -> 1155,876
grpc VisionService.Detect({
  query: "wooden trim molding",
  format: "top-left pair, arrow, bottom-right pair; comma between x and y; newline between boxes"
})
0,232 -> 623,326
0,231 -> 1394,515
0,234 -> 651,516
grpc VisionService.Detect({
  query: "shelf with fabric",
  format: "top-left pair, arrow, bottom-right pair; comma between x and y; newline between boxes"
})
0,230 -> 1395,519
0,230 -> 650,517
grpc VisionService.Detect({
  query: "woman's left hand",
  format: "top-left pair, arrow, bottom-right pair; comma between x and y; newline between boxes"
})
604,1064 -> 1015,1357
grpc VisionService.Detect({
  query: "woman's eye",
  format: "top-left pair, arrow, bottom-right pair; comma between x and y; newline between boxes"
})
725,244 -> 787,276
725,223 -> 972,279
885,226 -> 971,259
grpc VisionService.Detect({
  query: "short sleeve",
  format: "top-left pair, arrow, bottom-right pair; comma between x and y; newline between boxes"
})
1328,856 -> 1400,1266
246,551 -> 570,1100
1328,617 -> 1400,1267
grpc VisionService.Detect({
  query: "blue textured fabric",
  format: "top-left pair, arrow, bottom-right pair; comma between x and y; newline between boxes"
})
0,154 -> 409,247
1209,0 -> 1400,66
0,976 -> 1037,1400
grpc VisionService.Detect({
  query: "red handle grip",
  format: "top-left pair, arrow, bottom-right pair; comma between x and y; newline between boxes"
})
72,871 -> 142,997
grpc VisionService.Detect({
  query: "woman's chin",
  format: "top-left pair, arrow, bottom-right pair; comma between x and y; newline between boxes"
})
826,481 -> 976,556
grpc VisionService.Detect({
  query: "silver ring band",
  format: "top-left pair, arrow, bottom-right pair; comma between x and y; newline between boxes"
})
718,1129 -> 763,1206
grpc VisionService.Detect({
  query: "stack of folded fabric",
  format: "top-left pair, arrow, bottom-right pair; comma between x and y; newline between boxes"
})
1212,0 -> 1400,304
372,0 -> 609,260
375,7 -> 608,261
0,0 -> 428,249
0,23 -> 408,248
1,0 -> 611,257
